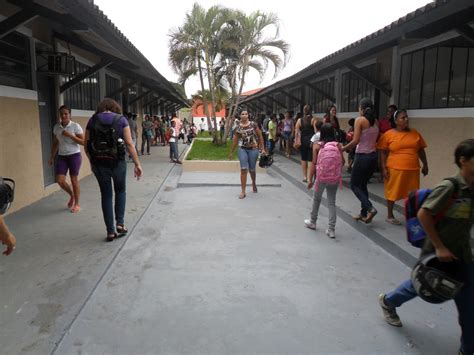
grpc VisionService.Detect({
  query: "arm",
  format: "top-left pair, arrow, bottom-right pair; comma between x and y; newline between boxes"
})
338,143 -> 346,166
255,127 -> 265,151
417,208 -> 457,262
48,136 -> 59,166
379,149 -> 389,180
0,215 -> 16,256
228,131 -> 239,160
62,130 -> 84,145
418,148 -> 428,176
84,130 -> 91,161
307,144 -> 320,189
342,117 -> 363,152
123,126 -> 143,180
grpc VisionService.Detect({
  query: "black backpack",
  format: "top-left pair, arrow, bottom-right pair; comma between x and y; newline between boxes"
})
88,113 -> 125,164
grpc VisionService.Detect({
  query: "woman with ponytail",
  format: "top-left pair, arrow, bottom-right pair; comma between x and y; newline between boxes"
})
342,98 -> 379,223
295,104 -> 316,182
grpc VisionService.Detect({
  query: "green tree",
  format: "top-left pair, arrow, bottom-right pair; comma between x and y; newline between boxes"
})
222,10 -> 289,142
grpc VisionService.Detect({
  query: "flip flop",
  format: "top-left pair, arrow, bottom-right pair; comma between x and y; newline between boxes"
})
67,197 -> 75,208
106,233 -> 117,242
116,224 -> 128,236
239,193 -> 246,199
70,205 -> 80,213
386,218 -> 402,225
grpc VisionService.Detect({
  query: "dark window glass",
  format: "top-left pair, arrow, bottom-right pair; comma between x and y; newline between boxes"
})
449,47 -> 468,107
465,48 -> 474,107
0,32 -> 31,89
63,61 -> 100,110
409,50 -> 423,109
421,47 -> 437,108
399,53 -> 412,108
434,47 -> 451,108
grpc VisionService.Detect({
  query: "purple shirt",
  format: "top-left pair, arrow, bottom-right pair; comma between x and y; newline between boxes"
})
86,112 -> 129,138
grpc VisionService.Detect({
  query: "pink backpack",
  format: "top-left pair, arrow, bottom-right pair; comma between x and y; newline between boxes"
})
315,141 -> 342,190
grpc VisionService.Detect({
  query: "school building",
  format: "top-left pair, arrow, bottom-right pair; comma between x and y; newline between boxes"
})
240,0 -> 474,188
0,0 -> 188,213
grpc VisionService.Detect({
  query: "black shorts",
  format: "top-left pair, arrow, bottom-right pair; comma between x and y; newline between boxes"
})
300,144 -> 312,162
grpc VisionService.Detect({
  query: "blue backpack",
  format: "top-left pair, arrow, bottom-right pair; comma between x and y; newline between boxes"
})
405,177 -> 459,248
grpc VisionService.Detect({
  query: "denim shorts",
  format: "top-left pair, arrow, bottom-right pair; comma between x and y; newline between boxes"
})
237,147 -> 259,171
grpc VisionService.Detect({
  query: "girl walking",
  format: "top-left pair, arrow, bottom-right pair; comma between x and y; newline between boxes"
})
304,123 -> 345,238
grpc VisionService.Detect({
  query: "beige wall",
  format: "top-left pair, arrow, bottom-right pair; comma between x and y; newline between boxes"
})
0,98 -> 94,215
338,116 -> 473,188
0,97 -> 44,213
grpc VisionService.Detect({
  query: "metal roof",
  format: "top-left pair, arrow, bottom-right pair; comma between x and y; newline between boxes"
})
241,0 -> 474,104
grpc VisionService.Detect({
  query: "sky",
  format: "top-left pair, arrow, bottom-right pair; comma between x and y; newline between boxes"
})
94,0 -> 431,98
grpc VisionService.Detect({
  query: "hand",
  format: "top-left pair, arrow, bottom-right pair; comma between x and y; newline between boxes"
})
48,158 -> 54,166
62,130 -> 73,138
307,181 -> 313,190
421,165 -> 429,176
2,233 -> 16,256
134,165 -> 143,181
383,168 -> 390,180
435,246 -> 457,262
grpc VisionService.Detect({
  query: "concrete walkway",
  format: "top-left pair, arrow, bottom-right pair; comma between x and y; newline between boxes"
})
1,146 -> 461,354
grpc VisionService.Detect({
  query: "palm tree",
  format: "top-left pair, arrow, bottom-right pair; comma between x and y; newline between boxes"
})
169,3 -> 212,132
222,10 -> 289,141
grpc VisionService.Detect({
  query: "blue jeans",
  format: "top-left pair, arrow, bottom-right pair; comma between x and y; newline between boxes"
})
386,262 -> 474,354
92,160 -> 127,235
170,142 -> 179,160
267,139 -> 275,155
237,147 -> 259,171
350,152 -> 377,217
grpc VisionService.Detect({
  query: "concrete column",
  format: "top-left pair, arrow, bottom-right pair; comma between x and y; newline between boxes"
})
334,69 -> 341,108
99,69 -> 106,99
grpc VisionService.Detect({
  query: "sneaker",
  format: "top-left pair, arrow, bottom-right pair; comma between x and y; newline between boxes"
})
326,229 -> 335,238
378,293 -> 402,327
304,219 -> 316,230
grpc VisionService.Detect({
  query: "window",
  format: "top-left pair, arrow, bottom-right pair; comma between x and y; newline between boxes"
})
106,74 -> 121,103
0,32 -> 31,89
341,64 -> 376,112
399,46 -> 474,109
308,77 -> 335,113
63,61 -> 100,110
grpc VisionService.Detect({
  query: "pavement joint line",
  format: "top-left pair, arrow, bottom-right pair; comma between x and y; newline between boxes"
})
177,183 -> 282,188
276,150 -> 404,214
50,148 -> 187,355
270,163 -> 417,268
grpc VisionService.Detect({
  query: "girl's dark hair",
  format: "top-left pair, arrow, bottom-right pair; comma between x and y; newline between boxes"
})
348,118 -> 355,127
59,105 -> 71,113
96,98 -> 122,114
455,139 -> 474,168
359,97 -> 375,126
315,120 -> 323,131
319,123 -> 336,142
324,104 -> 340,129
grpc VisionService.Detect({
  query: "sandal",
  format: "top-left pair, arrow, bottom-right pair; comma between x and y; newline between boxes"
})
67,196 -> 75,208
239,192 -> 246,199
386,218 -> 402,225
106,233 -> 117,242
70,205 -> 81,213
116,224 -> 128,236
352,214 -> 364,221
363,208 -> 378,224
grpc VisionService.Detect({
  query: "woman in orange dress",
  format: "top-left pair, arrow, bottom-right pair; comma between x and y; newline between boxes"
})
377,109 -> 429,225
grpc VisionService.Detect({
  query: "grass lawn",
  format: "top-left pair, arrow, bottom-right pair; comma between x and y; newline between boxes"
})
186,139 -> 237,160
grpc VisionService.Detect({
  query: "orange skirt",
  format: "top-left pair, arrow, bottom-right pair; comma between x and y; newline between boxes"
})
384,168 -> 420,202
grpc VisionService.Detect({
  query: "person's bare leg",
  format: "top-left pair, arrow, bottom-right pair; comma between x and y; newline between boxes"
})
240,169 -> 247,198
56,175 -> 74,207
250,170 -> 257,192
70,175 -> 81,212
387,200 -> 395,219
301,161 -> 307,181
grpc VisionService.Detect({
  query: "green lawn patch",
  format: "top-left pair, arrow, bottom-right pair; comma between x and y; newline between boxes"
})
186,139 -> 237,160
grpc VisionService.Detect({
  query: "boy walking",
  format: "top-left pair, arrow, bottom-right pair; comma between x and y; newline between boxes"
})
379,139 -> 474,355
